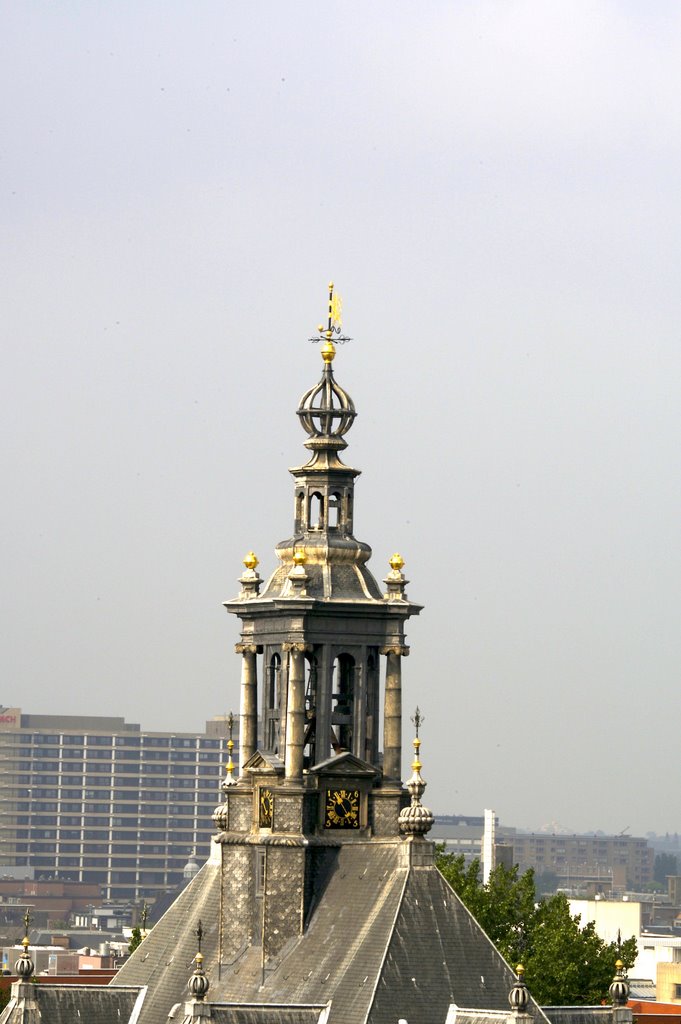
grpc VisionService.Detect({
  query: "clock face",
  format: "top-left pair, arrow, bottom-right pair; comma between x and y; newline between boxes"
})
259,788 -> 273,829
324,788 -> 360,829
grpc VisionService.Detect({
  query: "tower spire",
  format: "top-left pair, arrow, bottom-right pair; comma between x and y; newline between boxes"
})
398,708 -> 434,837
299,285 -> 356,458
224,286 -> 421,779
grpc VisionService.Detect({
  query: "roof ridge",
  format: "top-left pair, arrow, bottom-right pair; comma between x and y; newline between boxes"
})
362,854 -> 411,1024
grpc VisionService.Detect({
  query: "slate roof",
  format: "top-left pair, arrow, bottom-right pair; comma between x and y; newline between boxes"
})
627,978 -> 656,1000
114,840 -> 551,1024
445,1010 -> 508,1024
169,1004 -> 329,1023
371,866 -> 544,1024
0,984 -> 145,1024
261,560 -> 385,602
449,1007 -> 621,1024
542,1009 -> 617,1024
114,859 -> 221,1024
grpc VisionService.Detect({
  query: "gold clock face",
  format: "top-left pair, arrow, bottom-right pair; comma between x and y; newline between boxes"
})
324,788 -> 360,829
259,788 -> 273,828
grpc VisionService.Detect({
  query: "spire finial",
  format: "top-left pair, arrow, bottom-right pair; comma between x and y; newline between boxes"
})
300,287 -> 356,447
410,707 -> 423,770
398,708 -> 434,838
286,546 -> 310,596
15,909 -> 34,980
222,711 -> 237,789
187,918 -> 210,1003
238,552 -> 262,599
609,958 -> 629,1007
384,554 -> 409,601
214,713 -> 236,826
509,964 -> 530,1014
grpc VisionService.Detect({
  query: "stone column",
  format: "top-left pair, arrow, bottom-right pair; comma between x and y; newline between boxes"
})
381,645 -> 408,784
236,643 -> 258,774
283,644 -> 306,783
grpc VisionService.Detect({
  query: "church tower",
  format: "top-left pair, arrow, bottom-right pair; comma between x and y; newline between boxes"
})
226,282 -> 420,787
212,284 -> 421,959
116,289 -> 538,1024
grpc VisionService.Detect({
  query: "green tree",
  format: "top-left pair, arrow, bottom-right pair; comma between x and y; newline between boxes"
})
526,894 -> 637,1005
128,927 -> 143,955
435,849 -> 637,1006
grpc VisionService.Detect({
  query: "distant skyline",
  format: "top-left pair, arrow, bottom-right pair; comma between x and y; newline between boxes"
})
3,3 -> 680,836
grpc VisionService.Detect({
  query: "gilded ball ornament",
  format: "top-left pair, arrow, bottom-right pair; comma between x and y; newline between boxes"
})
243,551 -> 259,570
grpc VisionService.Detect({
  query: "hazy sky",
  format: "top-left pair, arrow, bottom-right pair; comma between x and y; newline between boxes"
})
3,2 -> 680,836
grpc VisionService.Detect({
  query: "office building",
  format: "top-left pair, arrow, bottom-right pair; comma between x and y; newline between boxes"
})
0,709 -> 230,901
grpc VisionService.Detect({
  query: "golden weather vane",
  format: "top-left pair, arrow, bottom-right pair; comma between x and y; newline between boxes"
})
329,286 -> 342,334
310,282 -> 352,361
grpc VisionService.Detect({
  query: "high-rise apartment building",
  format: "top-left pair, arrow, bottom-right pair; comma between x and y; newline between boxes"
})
508,832 -> 654,890
0,708 -> 230,901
